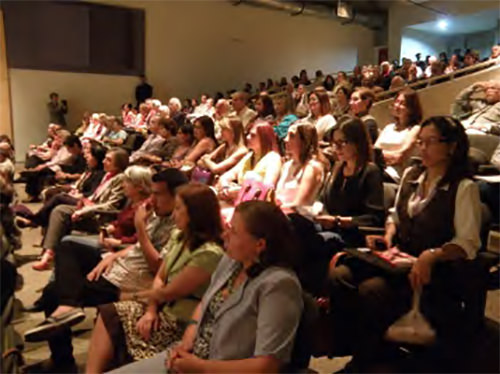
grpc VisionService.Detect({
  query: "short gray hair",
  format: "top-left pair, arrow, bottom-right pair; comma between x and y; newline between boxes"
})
169,97 -> 182,111
124,165 -> 152,195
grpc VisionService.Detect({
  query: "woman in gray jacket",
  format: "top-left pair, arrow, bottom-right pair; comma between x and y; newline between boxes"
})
109,200 -> 303,374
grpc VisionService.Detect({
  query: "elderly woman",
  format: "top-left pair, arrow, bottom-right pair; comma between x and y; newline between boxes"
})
32,148 -> 129,270
329,116 -> 481,371
106,200 -> 303,374
84,183 -> 224,373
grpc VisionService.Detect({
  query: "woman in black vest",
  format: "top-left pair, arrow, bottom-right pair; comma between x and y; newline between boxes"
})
328,116 -> 481,370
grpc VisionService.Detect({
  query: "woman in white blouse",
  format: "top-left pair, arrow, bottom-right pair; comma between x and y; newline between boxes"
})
307,90 -> 337,144
276,123 -> 325,208
374,88 -> 423,182
329,116 -> 481,371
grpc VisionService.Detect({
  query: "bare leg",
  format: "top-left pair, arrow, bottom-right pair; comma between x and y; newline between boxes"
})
85,314 -> 114,374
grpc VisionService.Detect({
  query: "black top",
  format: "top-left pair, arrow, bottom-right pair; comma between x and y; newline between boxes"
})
172,112 -> 186,128
61,154 -> 86,175
78,169 -> 105,197
135,83 -> 153,106
320,162 -> 384,228
360,113 -> 379,144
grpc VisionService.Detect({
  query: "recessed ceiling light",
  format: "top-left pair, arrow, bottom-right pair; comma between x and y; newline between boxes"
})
438,19 -> 448,30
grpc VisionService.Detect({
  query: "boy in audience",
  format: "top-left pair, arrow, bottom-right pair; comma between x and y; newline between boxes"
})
23,169 -> 188,372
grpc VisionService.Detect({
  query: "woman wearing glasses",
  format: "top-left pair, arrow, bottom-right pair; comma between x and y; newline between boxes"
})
314,115 -> 385,247
328,116 -> 481,371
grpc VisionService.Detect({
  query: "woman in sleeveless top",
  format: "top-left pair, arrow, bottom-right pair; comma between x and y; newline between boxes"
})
276,123 -> 324,208
197,116 -> 248,177
218,122 -> 281,199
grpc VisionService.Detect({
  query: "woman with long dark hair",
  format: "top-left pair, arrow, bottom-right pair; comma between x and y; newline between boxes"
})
329,116 -> 481,371
85,184 -> 224,373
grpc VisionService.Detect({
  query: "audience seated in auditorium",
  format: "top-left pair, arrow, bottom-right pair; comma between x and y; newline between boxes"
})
22,132 -> 86,202
85,183 -> 224,373
349,87 -> 379,143
323,74 -> 336,93
305,90 -> 337,143
375,88 -> 423,182
24,123 -> 62,169
134,118 -> 179,165
218,122 -> 282,198
55,165 -> 152,255
445,54 -> 460,74
231,91 -> 257,133
171,116 -> 217,168
276,123 -> 324,209
23,169 -> 188,373
108,201 -> 303,374
130,103 -> 150,132
81,113 -> 107,142
31,148 -> 129,271
329,116 -> 481,372
16,143 -> 107,229
452,80 -> 500,135
102,117 -> 128,147
197,117 -> 248,177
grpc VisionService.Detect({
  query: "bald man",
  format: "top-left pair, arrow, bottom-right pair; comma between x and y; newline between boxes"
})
452,80 -> 500,135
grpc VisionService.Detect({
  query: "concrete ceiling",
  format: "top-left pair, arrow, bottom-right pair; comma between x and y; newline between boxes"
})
407,8 -> 500,35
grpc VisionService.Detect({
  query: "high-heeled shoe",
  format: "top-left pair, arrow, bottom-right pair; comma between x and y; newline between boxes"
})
32,250 -> 54,271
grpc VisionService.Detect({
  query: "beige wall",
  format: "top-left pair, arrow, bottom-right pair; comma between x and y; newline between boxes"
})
10,0 -> 375,159
9,69 -> 137,160
371,64 -> 500,127
388,0 -> 499,61
0,9 -> 12,139
123,0 -> 374,101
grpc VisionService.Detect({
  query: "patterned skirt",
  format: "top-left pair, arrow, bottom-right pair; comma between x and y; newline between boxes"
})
113,300 -> 183,361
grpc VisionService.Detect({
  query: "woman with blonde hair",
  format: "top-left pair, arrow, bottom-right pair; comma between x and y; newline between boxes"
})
197,116 -> 248,176
276,123 -> 325,208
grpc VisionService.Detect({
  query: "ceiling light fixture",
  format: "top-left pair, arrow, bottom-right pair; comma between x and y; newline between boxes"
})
438,19 -> 448,30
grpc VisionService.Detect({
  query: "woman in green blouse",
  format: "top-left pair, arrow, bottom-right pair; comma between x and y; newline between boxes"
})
85,183 -> 224,373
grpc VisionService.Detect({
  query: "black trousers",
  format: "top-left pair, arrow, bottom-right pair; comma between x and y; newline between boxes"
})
42,238 -> 119,364
24,154 -> 44,169
23,168 -> 55,198
328,258 -> 475,365
32,193 -> 79,227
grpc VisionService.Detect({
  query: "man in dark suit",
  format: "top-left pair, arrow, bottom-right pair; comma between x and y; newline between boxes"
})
135,74 -> 153,108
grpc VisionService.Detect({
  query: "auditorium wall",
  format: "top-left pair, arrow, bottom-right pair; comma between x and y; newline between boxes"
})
9,0 -> 375,159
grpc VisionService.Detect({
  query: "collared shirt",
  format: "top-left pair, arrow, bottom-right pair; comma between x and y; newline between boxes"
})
103,214 -> 174,292
388,168 -> 481,259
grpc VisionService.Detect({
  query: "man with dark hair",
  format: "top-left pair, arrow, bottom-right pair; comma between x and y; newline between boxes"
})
23,168 -> 188,372
47,92 -> 68,126
135,75 -> 153,108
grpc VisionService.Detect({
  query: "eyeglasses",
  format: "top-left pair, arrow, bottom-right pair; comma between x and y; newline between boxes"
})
332,140 -> 348,149
416,137 -> 447,147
